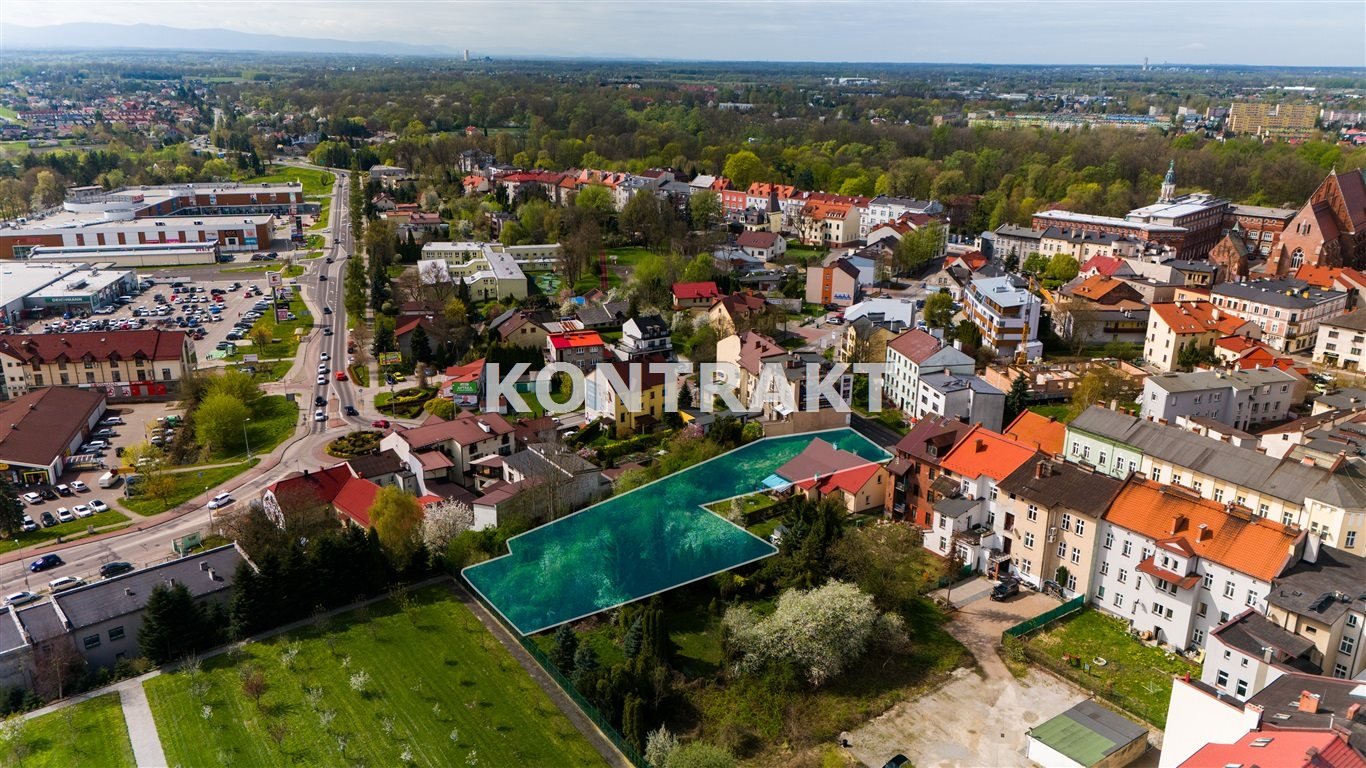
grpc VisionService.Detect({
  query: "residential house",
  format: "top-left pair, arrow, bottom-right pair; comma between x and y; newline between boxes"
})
1140,368 -> 1305,431
992,224 -> 1045,263
672,281 -> 722,310
915,372 -> 1006,432
1037,227 -> 1143,261
1051,275 -> 1149,346
1210,279 -> 1349,354
805,258 -> 862,308
842,297 -> 917,333
735,230 -> 787,261
862,196 -> 942,238
1143,301 -> 1260,373
716,330 -> 852,418
1258,408 -> 1366,460
394,316 -> 435,360
0,330 -> 196,401
546,330 -> 607,372
346,449 -> 421,495
998,458 -> 1124,593
1200,610 -> 1320,701
489,309 -> 549,349
769,439 -> 888,515
1090,475 -> 1304,651
885,416 -> 973,526
380,411 -> 517,493
1265,545 -> 1366,681
470,443 -> 607,529
798,200 -> 860,247
585,361 -> 667,438
1002,410 -> 1067,454
982,359 -> 1148,405
931,425 -> 1038,570
882,328 -> 975,411
1314,310 -> 1366,372
837,318 -> 897,365
708,292 -> 768,336
963,276 -> 1043,360
616,315 -> 673,361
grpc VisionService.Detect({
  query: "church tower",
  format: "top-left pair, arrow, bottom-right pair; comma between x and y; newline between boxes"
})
1159,160 -> 1176,203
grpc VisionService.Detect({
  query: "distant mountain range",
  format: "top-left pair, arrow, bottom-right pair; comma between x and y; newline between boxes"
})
1,22 -> 460,57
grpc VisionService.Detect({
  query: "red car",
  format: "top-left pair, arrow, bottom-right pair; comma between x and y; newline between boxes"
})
335,371 -> 347,381
371,419 -> 390,429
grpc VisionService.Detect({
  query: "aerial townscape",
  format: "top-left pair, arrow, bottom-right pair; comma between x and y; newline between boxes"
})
0,3 -> 1365,767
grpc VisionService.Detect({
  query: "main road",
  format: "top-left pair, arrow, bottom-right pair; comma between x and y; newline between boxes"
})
0,165 -> 377,590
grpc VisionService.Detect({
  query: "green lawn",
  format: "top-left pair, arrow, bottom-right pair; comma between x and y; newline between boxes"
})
1028,404 -> 1074,423
227,296 -> 313,359
1028,609 -> 1198,727
706,492 -> 778,519
119,460 -> 257,516
145,586 -> 606,768
606,246 -> 654,268
205,394 -> 298,462
245,166 -> 335,197
1,692 -> 136,768
0,510 -> 130,555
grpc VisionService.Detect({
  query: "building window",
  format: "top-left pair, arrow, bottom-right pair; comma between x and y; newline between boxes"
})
1027,505 -> 1038,522
1216,670 -> 1229,688
1057,541 -> 1067,559
1246,589 -> 1258,607
1198,602 -> 1208,617
1023,532 -> 1034,549
1224,581 -> 1235,598
1214,488 -> 1224,503
1235,679 -> 1248,698
1074,519 -> 1086,536
1098,451 -> 1107,467
1020,559 -> 1032,575
83,634 -> 101,649
1348,531 -> 1358,548
1118,568 -> 1128,584
1061,513 -> 1072,532
162,368 -> 172,381
1100,560 -> 1110,575
1066,574 -> 1077,592
109,626 -> 125,641
1203,572 -> 1213,589
1122,540 -> 1132,557
1334,663 -> 1349,679
1104,532 -> 1113,549
1113,592 -> 1124,608
1349,614 -> 1360,629
1193,627 -> 1205,645
1282,511 -> 1295,526
1342,636 -> 1356,655
1151,468 -> 1161,483
1070,547 -> 1081,565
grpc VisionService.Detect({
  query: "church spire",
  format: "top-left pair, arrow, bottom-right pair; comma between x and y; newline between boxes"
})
1159,160 -> 1176,203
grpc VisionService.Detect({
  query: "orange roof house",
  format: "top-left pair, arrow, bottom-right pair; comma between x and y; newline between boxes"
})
1104,476 -> 1302,583
1151,300 -> 1257,336
1002,411 -> 1065,454
940,425 -> 1038,483
1294,263 -> 1342,288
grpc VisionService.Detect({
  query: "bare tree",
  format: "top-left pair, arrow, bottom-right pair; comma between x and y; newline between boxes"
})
32,637 -> 85,701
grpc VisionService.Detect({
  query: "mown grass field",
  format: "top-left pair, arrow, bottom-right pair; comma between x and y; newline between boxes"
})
1,693 -> 135,768
144,587 -> 606,768
119,460 -> 257,516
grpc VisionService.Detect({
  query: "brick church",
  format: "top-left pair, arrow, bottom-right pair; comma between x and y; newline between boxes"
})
1265,168 -> 1366,275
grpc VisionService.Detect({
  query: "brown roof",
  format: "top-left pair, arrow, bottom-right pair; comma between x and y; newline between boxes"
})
997,458 -> 1123,519
396,411 -> 515,450
0,330 -> 188,364
735,231 -> 782,249
893,415 -> 974,465
712,292 -> 767,320
0,387 -> 105,466
774,439 -> 876,483
885,328 -> 950,365
1331,169 -> 1366,231
734,331 -> 787,375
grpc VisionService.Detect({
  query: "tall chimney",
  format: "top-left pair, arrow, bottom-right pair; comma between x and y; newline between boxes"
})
1348,702 -> 1361,722
1299,691 -> 1321,714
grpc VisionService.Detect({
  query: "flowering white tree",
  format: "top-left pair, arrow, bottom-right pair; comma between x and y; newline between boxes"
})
723,580 -> 905,687
421,499 -> 475,551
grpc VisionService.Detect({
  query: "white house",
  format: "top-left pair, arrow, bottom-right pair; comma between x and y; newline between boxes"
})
1139,367 -> 1304,431
882,329 -> 975,411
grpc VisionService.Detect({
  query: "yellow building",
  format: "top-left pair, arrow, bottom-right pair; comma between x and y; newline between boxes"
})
585,361 -> 667,438
1229,102 -> 1320,142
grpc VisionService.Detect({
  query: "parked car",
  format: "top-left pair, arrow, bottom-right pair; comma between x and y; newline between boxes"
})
69,480 -> 88,492
29,554 -> 64,572
314,409 -> 326,422
20,516 -> 38,532
39,488 -> 57,500
55,484 -> 72,496
88,499 -> 109,513
320,352 -> 330,361
72,505 -> 93,518
48,576 -> 85,594
22,491 -> 42,504
3,591 -> 40,607
56,507 -> 75,523
39,512 -> 57,527
990,578 -> 1021,602
371,419 -> 391,429
100,416 -> 125,426
317,375 -> 327,386
882,756 -> 910,768
99,561 -> 135,579
206,492 -> 234,510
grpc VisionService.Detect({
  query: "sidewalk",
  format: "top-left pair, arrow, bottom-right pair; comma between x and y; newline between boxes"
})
115,677 -> 168,768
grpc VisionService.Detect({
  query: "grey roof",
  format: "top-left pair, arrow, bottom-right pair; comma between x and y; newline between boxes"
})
1324,310 -> 1366,333
994,224 -> 1044,241
919,372 -> 1004,397
54,544 -> 244,630
1315,388 -> 1366,411
1212,279 -> 1345,309
1244,673 -> 1366,752
346,449 -> 408,480
1164,259 -> 1217,274
0,608 -> 26,653
1032,700 -> 1148,757
16,602 -> 66,642
1144,367 -> 1299,395
503,443 -> 599,479
934,496 -> 980,520
626,314 -> 669,339
1267,544 -> 1366,625
998,459 -> 1124,518
1069,406 -> 1366,508
574,305 -> 614,327
1211,610 -> 1317,665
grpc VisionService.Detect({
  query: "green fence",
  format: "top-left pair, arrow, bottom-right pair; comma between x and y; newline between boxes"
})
458,573 -> 647,767
935,564 -> 976,589
1003,595 -> 1086,639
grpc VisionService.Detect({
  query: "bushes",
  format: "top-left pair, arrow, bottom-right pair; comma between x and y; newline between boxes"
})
325,430 -> 383,458
422,396 -> 455,420
374,387 -> 436,418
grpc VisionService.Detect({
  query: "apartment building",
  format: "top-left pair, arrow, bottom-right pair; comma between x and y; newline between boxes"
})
585,361 -> 667,438
1089,476 -> 1304,651
915,372 -> 1005,432
1265,545 -> 1366,682
1139,368 -> 1304,431
0,329 -> 195,401
997,458 -> 1123,596
797,200 -> 860,247
804,258 -> 861,308
882,329 -> 975,411
380,411 -> 517,493
1228,101 -> 1320,141
1313,310 -> 1366,372
545,330 -> 608,372
884,416 -> 973,527
1143,301 -> 1259,373
419,241 -> 560,302
929,426 -> 1037,570
963,276 -> 1042,360
1209,279 -> 1348,354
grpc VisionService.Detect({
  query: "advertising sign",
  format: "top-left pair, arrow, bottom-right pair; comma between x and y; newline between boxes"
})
378,351 -> 402,366
451,381 -> 480,395
276,308 -> 291,322
267,271 -> 283,288
244,237 -> 258,247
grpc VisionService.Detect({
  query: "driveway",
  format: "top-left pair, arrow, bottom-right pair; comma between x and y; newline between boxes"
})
848,578 -> 1088,768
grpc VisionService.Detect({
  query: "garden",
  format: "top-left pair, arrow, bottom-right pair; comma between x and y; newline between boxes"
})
373,387 -> 438,419
144,586 -> 606,768
0,693 -> 136,768
327,430 -> 384,458
1021,608 -> 1198,727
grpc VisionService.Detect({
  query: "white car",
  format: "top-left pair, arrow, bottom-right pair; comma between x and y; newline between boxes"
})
22,492 -> 42,504
56,508 -> 75,523
48,576 -> 85,594
314,409 -> 326,422
320,352 -> 330,361
88,499 -> 109,513
317,375 -> 327,386
72,504 -> 93,518
69,481 -> 88,492
4,591 -> 40,607
206,492 -> 234,510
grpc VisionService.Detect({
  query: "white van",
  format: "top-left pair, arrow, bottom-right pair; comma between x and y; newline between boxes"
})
98,471 -> 119,489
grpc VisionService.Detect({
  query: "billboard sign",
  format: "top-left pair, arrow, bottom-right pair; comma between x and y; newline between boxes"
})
276,308 -> 291,322
451,381 -> 480,395
267,271 -> 283,288
378,351 -> 402,366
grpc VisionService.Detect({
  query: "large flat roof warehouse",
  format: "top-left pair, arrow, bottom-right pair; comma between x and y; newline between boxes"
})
29,267 -> 134,301
0,262 -> 80,308
29,241 -> 221,267
464,429 -> 889,635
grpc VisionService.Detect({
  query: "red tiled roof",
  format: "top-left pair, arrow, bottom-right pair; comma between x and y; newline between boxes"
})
672,281 -> 722,301
0,330 -> 188,364
733,331 -> 786,375
795,462 -> 883,496
712,292 -> 767,319
445,358 -> 485,383
1104,477 -> 1301,582
1003,411 -> 1065,454
776,439 -> 874,483
940,425 -> 1037,482
395,316 -> 433,338
735,231 -> 782,249
1331,168 -> 1366,231
1336,267 -> 1366,291
548,330 -> 605,350
1182,729 -> 1366,768
1069,274 -> 1133,302
1151,301 -> 1250,336
396,411 -> 515,450
333,476 -> 382,528
1294,264 -> 1341,288
1081,254 -> 1124,276
1136,557 -> 1202,590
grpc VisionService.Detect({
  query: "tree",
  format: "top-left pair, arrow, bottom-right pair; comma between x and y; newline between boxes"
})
668,742 -> 738,768
1069,367 -> 1136,417
689,189 -> 722,230
570,641 -> 599,690
830,524 -> 932,610
550,625 -> 579,672
621,693 -> 645,753
573,185 -> 615,221
344,250 -> 368,317
560,215 -> 602,287
409,325 -> 432,365
140,581 -> 213,664
195,392 -> 251,454
29,170 -> 63,210
0,476 -> 25,537
923,291 -> 955,329
420,499 -> 473,551
1044,253 -> 1079,285
722,150 -> 767,189
419,187 -> 442,213
1004,373 -> 1031,426
895,222 -> 943,275
723,580 -> 903,687
644,727 -> 680,768
368,485 -> 423,567
241,667 -> 268,709
1021,252 -> 1050,277
1176,342 -> 1219,372
248,326 -> 272,357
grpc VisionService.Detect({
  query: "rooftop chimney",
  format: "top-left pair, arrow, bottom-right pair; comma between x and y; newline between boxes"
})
1348,702 -> 1361,722
1035,460 -> 1050,480
1197,523 -> 1212,542
1299,690 -> 1321,714
975,438 -> 986,452
1171,514 -> 1186,535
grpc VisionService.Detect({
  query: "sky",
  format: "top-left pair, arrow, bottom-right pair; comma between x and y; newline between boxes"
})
3,0 -> 1365,67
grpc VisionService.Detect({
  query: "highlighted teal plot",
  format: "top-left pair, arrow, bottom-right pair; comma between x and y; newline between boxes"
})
464,428 -> 889,635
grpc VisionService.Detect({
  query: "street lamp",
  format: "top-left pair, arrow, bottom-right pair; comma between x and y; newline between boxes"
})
243,417 -> 253,461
